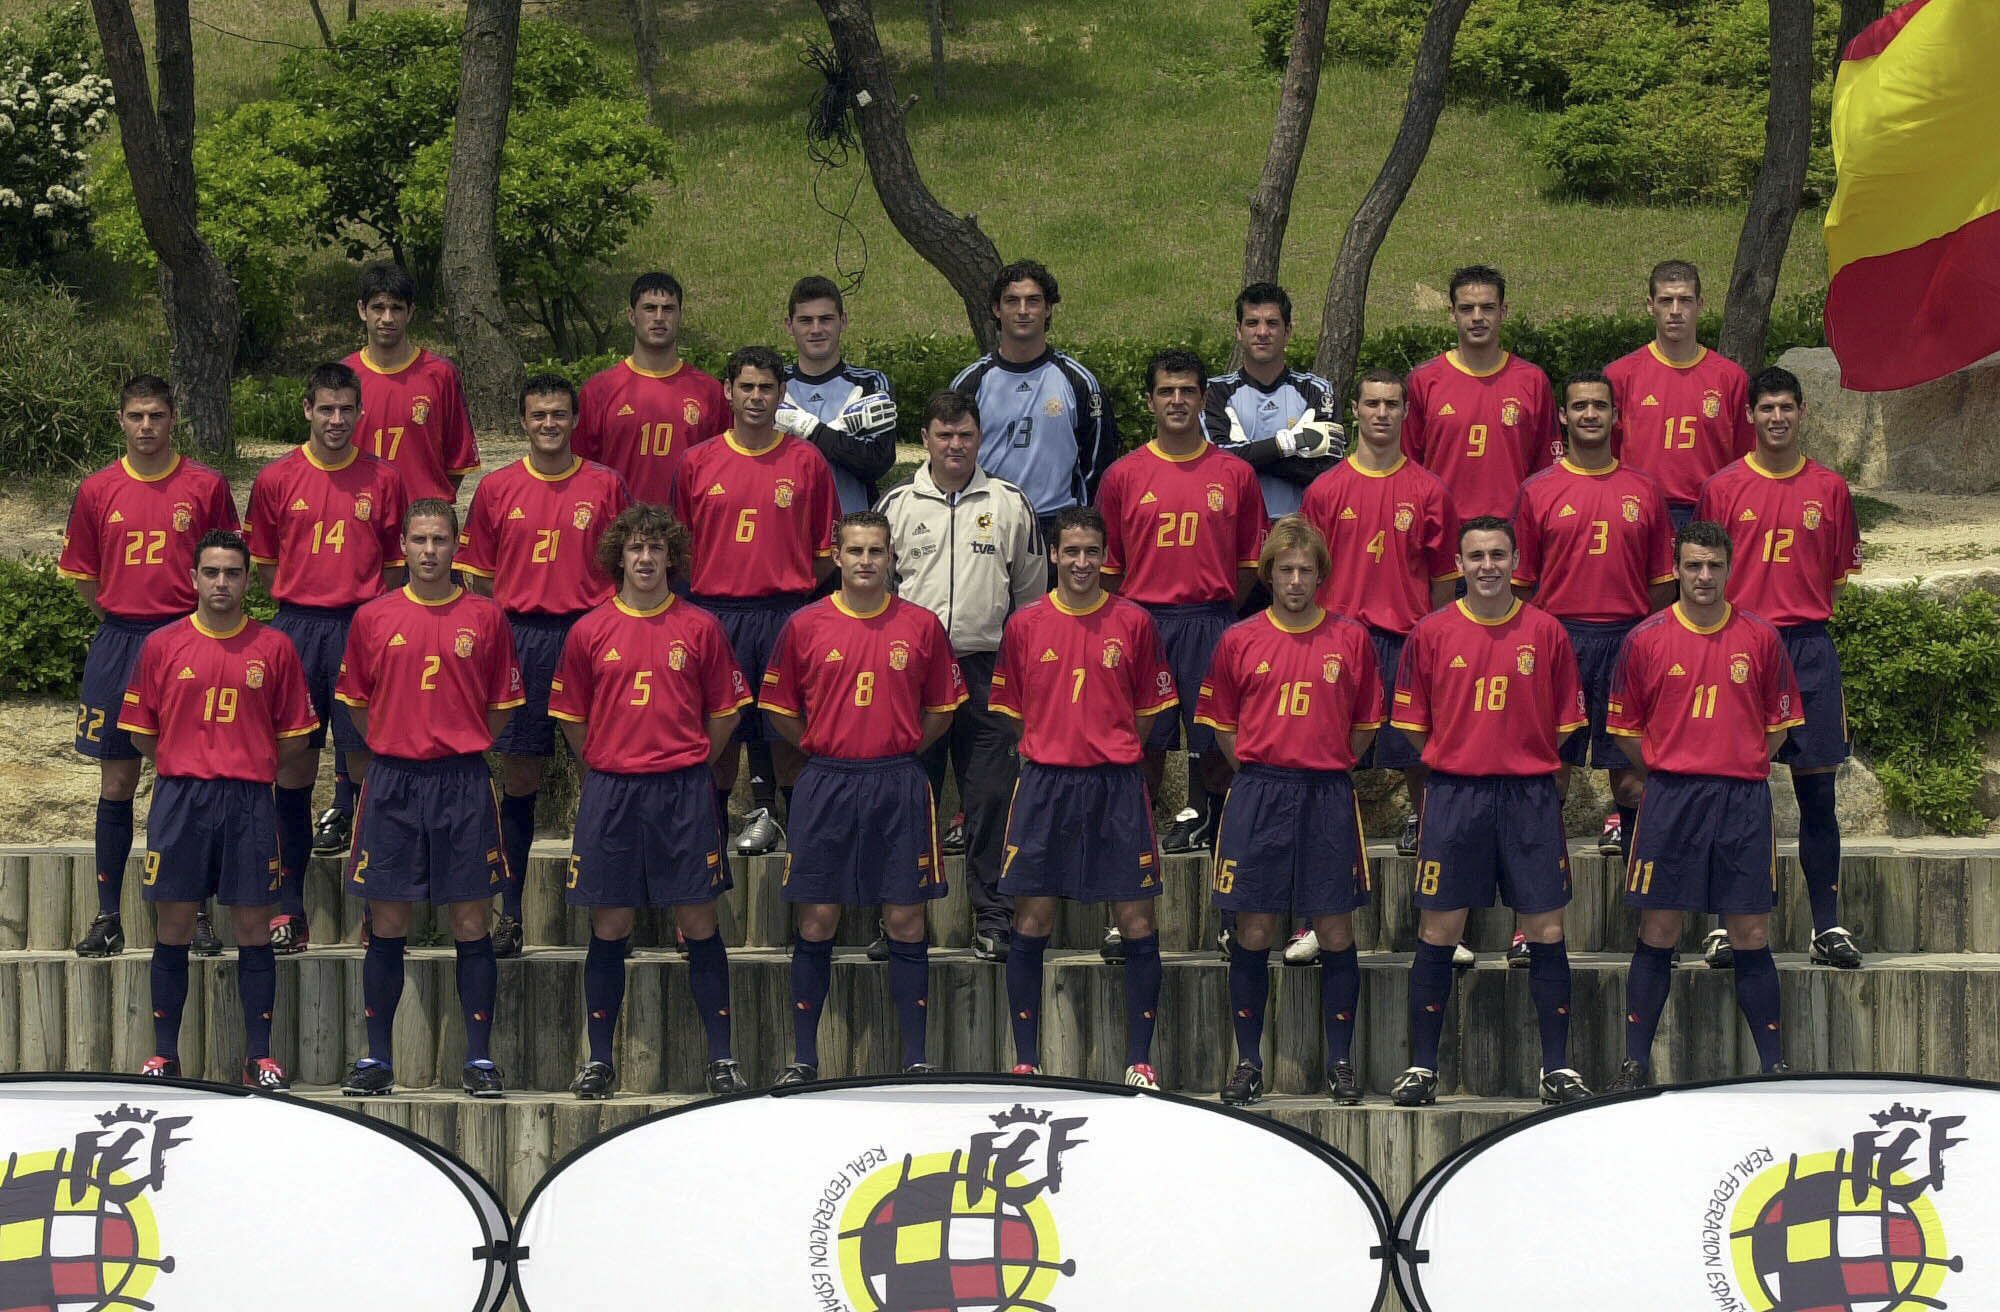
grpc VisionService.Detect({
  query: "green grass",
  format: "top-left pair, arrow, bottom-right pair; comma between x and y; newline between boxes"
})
1853,493 -> 1899,534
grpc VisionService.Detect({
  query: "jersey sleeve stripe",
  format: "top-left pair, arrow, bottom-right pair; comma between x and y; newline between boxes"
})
759,701 -> 802,718
334,692 -> 369,708
925,693 -> 971,713
55,566 -> 97,580
1354,717 -> 1386,730
455,562 -> 496,578
990,702 -> 1023,720
448,462 -> 482,475
1606,725 -> 1643,737
1190,714 -> 1234,732
1389,718 -> 1430,732
113,719 -> 155,735
1649,573 -> 1678,585
490,695 -> 527,710
548,708 -> 587,723
251,554 -> 279,565
1138,696 -> 1179,715
1769,715 -> 1807,731
1558,718 -> 1589,733
1432,569 -> 1463,581
277,722 -> 320,739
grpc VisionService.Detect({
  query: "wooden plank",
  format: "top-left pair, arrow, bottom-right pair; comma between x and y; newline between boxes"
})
1919,859 -> 1969,954
1967,859 -> 2000,955
294,956 -> 344,1086
929,957 -> 1002,1076
18,959 -> 65,1071
1155,954 -> 1227,1096
1919,969 -> 1966,1078
615,954 -> 668,1094
26,853 -> 72,952
63,957 -> 112,1075
1266,955 -> 1322,1096
395,954 -> 443,1090
503,1098 -> 556,1216
107,957 -> 150,1073
0,853 -> 28,950
0,959 -> 16,1073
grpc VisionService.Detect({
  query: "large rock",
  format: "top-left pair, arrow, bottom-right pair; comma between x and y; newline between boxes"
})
1782,346 -> 2000,493
1769,758 -> 1900,839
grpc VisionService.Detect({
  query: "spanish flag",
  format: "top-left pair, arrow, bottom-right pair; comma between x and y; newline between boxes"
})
1824,0 -> 2000,391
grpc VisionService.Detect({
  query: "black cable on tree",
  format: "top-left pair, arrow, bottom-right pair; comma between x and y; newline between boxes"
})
800,38 -> 868,297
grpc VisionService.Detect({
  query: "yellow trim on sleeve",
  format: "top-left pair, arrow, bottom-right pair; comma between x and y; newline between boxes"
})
250,554 -> 279,566
454,562 -> 496,578
448,463 -> 483,475
1649,573 -> 1678,585
925,692 -> 971,713
1557,718 -> 1589,734
990,703 -> 1024,720
1191,714 -> 1235,732
1769,715 -> 1807,732
1353,718 -> 1386,730
759,701 -> 802,718
490,695 -> 527,710
711,694 -> 755,717
1606,725 -> 1644,737
114,720 -> 156,736
1432,570 -> 1463,582
1389,718 -> 1429,732
334,692 -> 369,708
1137,696 -> 1180,716
56,566 -> 97,581
547,708 -> 587,724
276,723 -> 320,739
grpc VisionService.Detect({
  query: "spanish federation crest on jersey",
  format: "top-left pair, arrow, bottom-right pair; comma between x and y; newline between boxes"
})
1516,644 -> 1536,677
889,639 -> 911,671
1802,499 -> 1824,531
1322,652 -> 1343,684
683,398 -> 701,426
410,395 -> 433,426
454,627 -> 477,659
1394,503 -> 1415,532
244,659 -> 266,690
1622,494 -> 1643,524
1206,482 -> 1226,513
354,493 -> 373,522
1703,389 -> 1723,419
1500,397 -> 1523,427
1100,637 -> 1124,669
172,501 -> 193,533
773,478 -> 796,509
1730,653 -> 1751,685
668,640 -> 688,672
572,501 -> 594,531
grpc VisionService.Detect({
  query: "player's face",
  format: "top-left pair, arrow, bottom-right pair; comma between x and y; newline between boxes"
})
193,548 -> 248,617
1561,383 -> 1615,451
630,291 -> 681,351
1352,381 -> 1406,450
923,414 -> 981,484
728,366 -> 783,430
785,297 -> 846,363
1676,543 -> 1729,606
993,279 -> 1051,345
1750,390 -> 1803,455
1146,370 -> 1203,439
1236,302 -> 1291,367
621,534 -> 671,595
358,293 -> 412,352
305,387 -> 361,454
117,396 -> 175,458
1268,547 -> 1322,615
1456,529 -> 1516,599
836,524 -> 892,593
1051,527 -> 1105,598
1648,280 -> 1700,347
1449,283 -> 1505,350
520,389 -> 577,458
402,513 -> 458,584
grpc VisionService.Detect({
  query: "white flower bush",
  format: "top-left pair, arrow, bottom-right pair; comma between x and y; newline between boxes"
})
0,4 -> 112,266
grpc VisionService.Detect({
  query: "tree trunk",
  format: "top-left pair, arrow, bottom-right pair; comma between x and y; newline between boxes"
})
439,0 -> 523,428
1311,0 -> 1472,405
89,0 -> 239,457
816,0 -> 1003,349
926,0 -> 946,102
622,0 -> 666,127
1838,0 -> 1882,55
1719,0 -> 1814,372
1242,0 -> 1329,288
305,0 -> 334,47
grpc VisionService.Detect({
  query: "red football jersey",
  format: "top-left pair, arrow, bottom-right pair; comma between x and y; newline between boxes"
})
1390,600 -> 1586,776
575,358 -> 730,505
669,432 -> 838,598
1605,343 -> 1753,507
1097,441 -> 1266,605
760,594 -> 966,759
1608,603 -> 1804,780
1694,455 -> 1861,626
1299,456 -> 1459,635
335,586 -> 524,759
245,446 -> 407,608
989,593 -> 1177,767
117,615 -> 317,782
1403,351 -> 1561,520
344,348 -> 480,503
1511,459 -> 1675,622
58,455 -> 241,620
548,594 -> 752,773
457,457 -> 631,616
1194,610 -> 1383,771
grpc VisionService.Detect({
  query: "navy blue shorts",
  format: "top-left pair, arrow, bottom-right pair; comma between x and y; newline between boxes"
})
693,592 -> 811,745
271,603 -> 363,753
1775,622 -> 1849,769
348,754 -> 506,905
1141,601 -> 1233,754
1360,627 -> 1421,771
1668,501 -> 1696,534
1212,765 -> 1370,916
999,761 -> 1163,903
1414,773 -> 1571,914
1625,773 -> 1775,914
76,615 -> 174,760
1560,618 -> 1637,770
142,776 -> 281,906
493,612 -> 582,758
783,755 -> 944,906
569,766 -> 728,907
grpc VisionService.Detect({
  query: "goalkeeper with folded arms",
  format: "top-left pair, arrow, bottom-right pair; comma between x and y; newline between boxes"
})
777,276 -> 900,513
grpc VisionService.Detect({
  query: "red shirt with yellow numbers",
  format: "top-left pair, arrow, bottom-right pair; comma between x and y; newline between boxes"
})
335,586 -> 524,759
1096,440 -> 1266,604
117,615 -> 318,781
669,431 -> 838,598
989,592 -> 1177,767
1402,351 -> 1561,520
548,594 -> 751,773
343,348 -> 480,503
1607,603 -> 1804,780
759,594 -> 966,759
1694,454 -> 1861,626
575,358 -> 729,505
1605,343 -> 1753,508
456,457 -> 632,616
1299,455 -> 1459,635
1511,458 -> 1675,623
245,445 -> 408,608
1390,599 -> 1587,776
1194,609 -> 1383,771
58,455 -> 240,620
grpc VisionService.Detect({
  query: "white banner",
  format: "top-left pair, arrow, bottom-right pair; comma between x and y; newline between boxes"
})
515,1076 -> 1390,1312
1397,1075 -> 1999,1312
0,1075 -> 509,1312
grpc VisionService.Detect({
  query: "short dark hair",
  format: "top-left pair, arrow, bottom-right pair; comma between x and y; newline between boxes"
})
1458,514 -> 1516,550
119,374 -> 175,411
1748,366 -> 1804,408
1648,259 -> 1702,298
1353,366 -> 1406,402
304,362 -> 362,408
924,389 -> 980,429
1235,281 -> 1292,325
834,509 -> 892,550
629,271 -> 683,307
787,275 -> 845,317
404,497 -> 460,539
1675,518 -> 1734,565
596,503 -> 689,583
1146,348 -> 1206,394
725,345 -> 786,385
357,261 -> 417,306
194,528 -> 249,571
1562,369 -> 1615,406
990,259 -> 1059,309
519,371 -> 578,416
1051,505 -> 1105,548
1448,264 -> 1506,306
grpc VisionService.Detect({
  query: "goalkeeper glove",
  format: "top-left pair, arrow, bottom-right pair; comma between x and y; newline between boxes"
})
772,402 -> 820,439
835,393 -> 897,436
1276,410 -> 1346,460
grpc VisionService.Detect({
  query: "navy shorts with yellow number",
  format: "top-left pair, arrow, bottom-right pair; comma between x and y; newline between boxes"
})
1212,765 -> 1370,916
1360,627 -> 1422,771
1624,772 -> 1775,915
493,611 -> 582,758
1141,601 -> 1234,754
783,755 -> 945,906
1560,618 -> 1637,770
142,776 -> 281,906
999,761 -> 1163,903
270,603 -> 364,753
1413,772 -> 1571,915
1775,622 -> 1849,769
568,765 -> 728,907
693,592 -> 811,745
348,754 -> 506,904
75,615 -> 174,760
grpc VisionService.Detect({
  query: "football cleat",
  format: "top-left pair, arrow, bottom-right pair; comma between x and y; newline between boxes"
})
138,1056 -> 180,1079
1605,1059 -> 1650,1094
1328,1060 -> 1362,1105
1809,926 -> 1864,969
773,1063 -> 819,1087
461,1060 -> 505,1099
1703,928 -> 1735,970
904,1063 -> 941,1076
1123,1063 -> 1160,1090
1100,926 -> 1125,963
1452,940 -> 1476,969
341,1059 -> 395,1097
191,909 -> 222,957
1220,1060 -> 1266,1106
1215,925 -> 1234,958
1160,807 -> 1216,854
1010,1063 -> 1041,1076
867,926 -> 891,962
940,813 -> 967,855
1598,811 -> 1624,855
733,807 -> 785,856
1539,1068 -> 1591,1105
311,806 -> 352,856
706,1059 -> 749,1095
1391,1067 -> 1438,1107
269,914 -> 308,956
1397,815 -> 1420,857
1506,932 -> 1530,968
1766,1061 -> 1793,1075
972,929 -> 1010,962
570,1060 -> 616,1099
492,914 -> 524,960
242,1057 -> 290,1092
1283,926 -> 1321,965
75,912 -> 124,958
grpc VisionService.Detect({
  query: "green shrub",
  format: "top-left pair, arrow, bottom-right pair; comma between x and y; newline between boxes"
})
1245,0 -> 1298,68
0,3 -> 112,268
0,556 -> 97,696
232,375 -> 308,448
0,269 -> 138,476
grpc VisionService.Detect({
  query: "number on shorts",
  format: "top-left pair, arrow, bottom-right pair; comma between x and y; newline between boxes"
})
566,854 -> 581,890
76,704 -> 104,742
1417,860 -> 1441,896
1214,857 -> 1236,894
142,851 -> 159,886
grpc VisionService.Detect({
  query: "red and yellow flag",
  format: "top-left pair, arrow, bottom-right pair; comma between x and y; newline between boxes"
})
1825,0 -> 2000,391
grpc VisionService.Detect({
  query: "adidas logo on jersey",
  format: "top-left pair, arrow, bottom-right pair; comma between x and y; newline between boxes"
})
508,507 -> 526,520
1254,661 -> 1271,674
177,666 -> 196,680
1640,394 -> 1660,407
1339,507 -> 1357,520
1139,491 -> 1158,504
913,522 -> 931,534
1438,403 -> 1457,416
1016,381 -> 1033,393
1449,655 -> 1467,669
1668,662 -> 1687,677
290,498 -> 312,512
1558,504 -> 1576,517
824,649 -> 844,662
1040,649 -> 1059,663
603,648 -> 621,662
706,482 -> 727,497
807,392 -> 824,403
389,633 -> 407,647
617,403 -> 635,416
1739,509 -> 1758,521
109,510 -> 125,524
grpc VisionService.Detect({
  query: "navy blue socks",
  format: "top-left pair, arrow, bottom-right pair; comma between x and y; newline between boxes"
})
1227,939 -> 1269,1066
887,938 -> 930,1068
584,934 -> 628,1065
362,934 -> 406,1064
1409,940 -> 1456,1070
499,792 -> 536,922
1624,940 -> 1676,1067
1322,945 -> 1360,1066
684,931 -> 733,1063
1793,771 -> 1841,933
95,797 -> 134,915
150,941 -> 189,1059
1524,939 -> 1573,1072
791,936 -> 833,1067
274,784 -> 312,919
1006,931 -> 1050,1068
238,943 -> 276,1060
1734,946 -> 1785,1070
1122,933 -> 1162,1067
